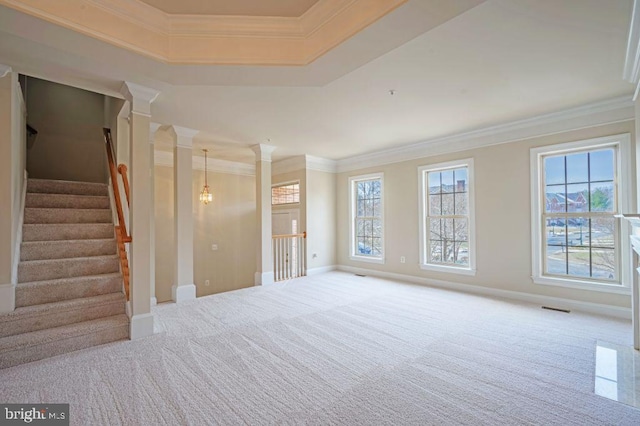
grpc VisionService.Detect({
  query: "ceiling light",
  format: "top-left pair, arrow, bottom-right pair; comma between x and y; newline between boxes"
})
199,149 -> 213,205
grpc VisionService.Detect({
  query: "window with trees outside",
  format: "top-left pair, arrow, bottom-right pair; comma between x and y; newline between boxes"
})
419,159 -> 475,275
349,173 -> 384,263
530,134 -> 631,292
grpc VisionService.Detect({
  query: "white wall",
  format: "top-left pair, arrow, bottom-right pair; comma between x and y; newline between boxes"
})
337,121 -> 636,309
154,165 -> 256,302
25,77 -> 106,183
0,71 -> 26,311
306,169 -> 336,271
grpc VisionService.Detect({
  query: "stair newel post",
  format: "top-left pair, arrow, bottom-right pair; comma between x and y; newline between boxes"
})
120,82 -> 159,340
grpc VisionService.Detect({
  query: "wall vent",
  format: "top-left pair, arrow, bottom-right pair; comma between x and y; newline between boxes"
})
355,274 -> 366,277
542,306 -> 570,313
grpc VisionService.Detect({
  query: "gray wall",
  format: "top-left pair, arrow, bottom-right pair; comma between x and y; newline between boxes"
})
25,77 -> 107,183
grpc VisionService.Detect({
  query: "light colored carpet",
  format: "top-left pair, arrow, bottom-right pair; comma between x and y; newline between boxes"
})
1,271 -> 639,425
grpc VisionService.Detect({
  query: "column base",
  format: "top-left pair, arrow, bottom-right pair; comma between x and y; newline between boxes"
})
151,296 -> 157,306
254,271 -> 275,286
171,284 -> 196,303
0,283 -> 15,313
130,313 -> 154,340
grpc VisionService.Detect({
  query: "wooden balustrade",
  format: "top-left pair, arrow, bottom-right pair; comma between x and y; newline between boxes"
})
103,128 -> 131,300
272,232 -> 306,282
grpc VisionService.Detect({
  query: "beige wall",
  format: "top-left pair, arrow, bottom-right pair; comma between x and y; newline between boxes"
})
25,77 -> 107,183
154,165 -> 256,302
0,72 -> 26,287
306,169 -> 337,270
337,121 -> 636,308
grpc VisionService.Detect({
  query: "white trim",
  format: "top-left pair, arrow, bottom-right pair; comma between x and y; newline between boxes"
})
171,284 -> 197,303
530,133 -> 633,293
336,265 -> 631,320
11,170 -> 27,287
0,283 -> 15,313
0,64 -> 11,78
120,81 -> 160,116
418,158 -> 476,276
255,271 -> 275,286
306,265 -> 337,276
624,0 -> 640,98
348,172 -> 385,264
272,155 -> 338,175
336,96 -> 634,173
172,125 -> 198,148
130,312 -> 155,340
251,144 -> 277,162
154,150 -> 256,176
150,296 -> 157,306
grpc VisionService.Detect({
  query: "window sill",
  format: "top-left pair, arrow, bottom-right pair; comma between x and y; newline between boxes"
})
350,255 -> 385,265
532,275 -> 630,294
420,263 -> 476,276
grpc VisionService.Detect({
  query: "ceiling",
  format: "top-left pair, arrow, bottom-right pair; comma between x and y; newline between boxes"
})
139,0 -> 320,17
0,0 -> 635,164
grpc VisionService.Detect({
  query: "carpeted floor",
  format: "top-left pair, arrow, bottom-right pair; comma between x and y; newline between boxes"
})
1,271 -> 639,425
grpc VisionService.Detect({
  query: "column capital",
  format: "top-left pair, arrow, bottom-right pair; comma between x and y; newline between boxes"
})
149,122 -> 161,144
0,64 -> 12,78
120,82 -> 160,116
251,144 -> 277,162
171,125 -> 198,148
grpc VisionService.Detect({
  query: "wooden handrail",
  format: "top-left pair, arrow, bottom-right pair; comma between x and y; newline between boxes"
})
103,128 -> 131,300
117,164 -> 131,207
272,232 -> 306,239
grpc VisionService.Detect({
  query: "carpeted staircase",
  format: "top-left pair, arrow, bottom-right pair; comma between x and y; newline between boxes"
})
0,178 -> 129,369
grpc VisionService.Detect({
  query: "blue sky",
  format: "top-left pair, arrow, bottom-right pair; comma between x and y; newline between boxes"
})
545,149 -> 614,187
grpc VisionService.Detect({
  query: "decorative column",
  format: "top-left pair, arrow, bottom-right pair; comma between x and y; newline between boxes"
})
120,81 -> 159,340
149,122 -> 161,306
251,144 -> 276,285
171,126 -> 198,302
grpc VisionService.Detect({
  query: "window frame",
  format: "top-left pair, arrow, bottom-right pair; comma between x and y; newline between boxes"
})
530,134 -> 632,294
418,158 -> 476,276
349,172 -> 385,264
271,180 -> 300,206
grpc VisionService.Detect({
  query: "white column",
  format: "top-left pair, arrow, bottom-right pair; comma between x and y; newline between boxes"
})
149,122 -> 161,306
171,125 -> 198,303
251,144 -> 276,285
120,81 -> 159,340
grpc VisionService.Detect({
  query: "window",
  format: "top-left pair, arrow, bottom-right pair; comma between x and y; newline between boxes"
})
272,182 -> 299,205
349,173 -> 384,263
531,134 -> 631,293
419,159 -> 475,275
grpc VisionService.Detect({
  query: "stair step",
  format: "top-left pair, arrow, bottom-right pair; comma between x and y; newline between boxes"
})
20,239 -> 117,261
0,293 -> 126,339
15,273 -> 123,307
18,255 -> 119,283
25,193 -> 110,209
0,314 -> 128,369
24,207 -> 112,224
22,223 -> 114,242
27,179 -> 108,196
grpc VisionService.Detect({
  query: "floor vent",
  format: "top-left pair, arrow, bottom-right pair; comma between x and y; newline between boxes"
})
355,274 -> 366,277
542,306 -> 570,313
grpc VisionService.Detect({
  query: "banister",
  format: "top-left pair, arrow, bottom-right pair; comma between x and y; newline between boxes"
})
103,128 -> 131,300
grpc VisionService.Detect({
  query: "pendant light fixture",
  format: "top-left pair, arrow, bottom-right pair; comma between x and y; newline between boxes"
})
199,149 -> 213,204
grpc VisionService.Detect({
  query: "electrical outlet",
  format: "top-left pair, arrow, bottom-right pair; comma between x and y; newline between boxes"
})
312,253 -> 318,259
400,256 -> 406,263
205,279 -> 210,286
211,244 -> 218,251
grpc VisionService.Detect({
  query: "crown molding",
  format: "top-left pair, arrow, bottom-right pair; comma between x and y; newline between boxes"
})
624,0 -> 640,99
155,150 -> 255,176
0,0 -> 407,65
251,144 -> 277,162
120,81 -> 160,116
0,64 -> 12,78
272,155 -> 337,175
336,96 -> 635,173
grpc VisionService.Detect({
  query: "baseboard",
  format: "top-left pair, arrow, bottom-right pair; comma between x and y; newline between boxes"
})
171,284 -> 196,303
130,313 -> 154,340
254,271 -> 275,286
307,265 -> 337,276
150,296 -> 157,306
337,265 -> 632,320
0,283 -> 15,313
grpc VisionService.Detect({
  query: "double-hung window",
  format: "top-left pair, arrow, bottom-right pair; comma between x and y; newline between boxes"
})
419,159 -> 476,275
530,134 -> 631,292
349,173 -> 384,263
